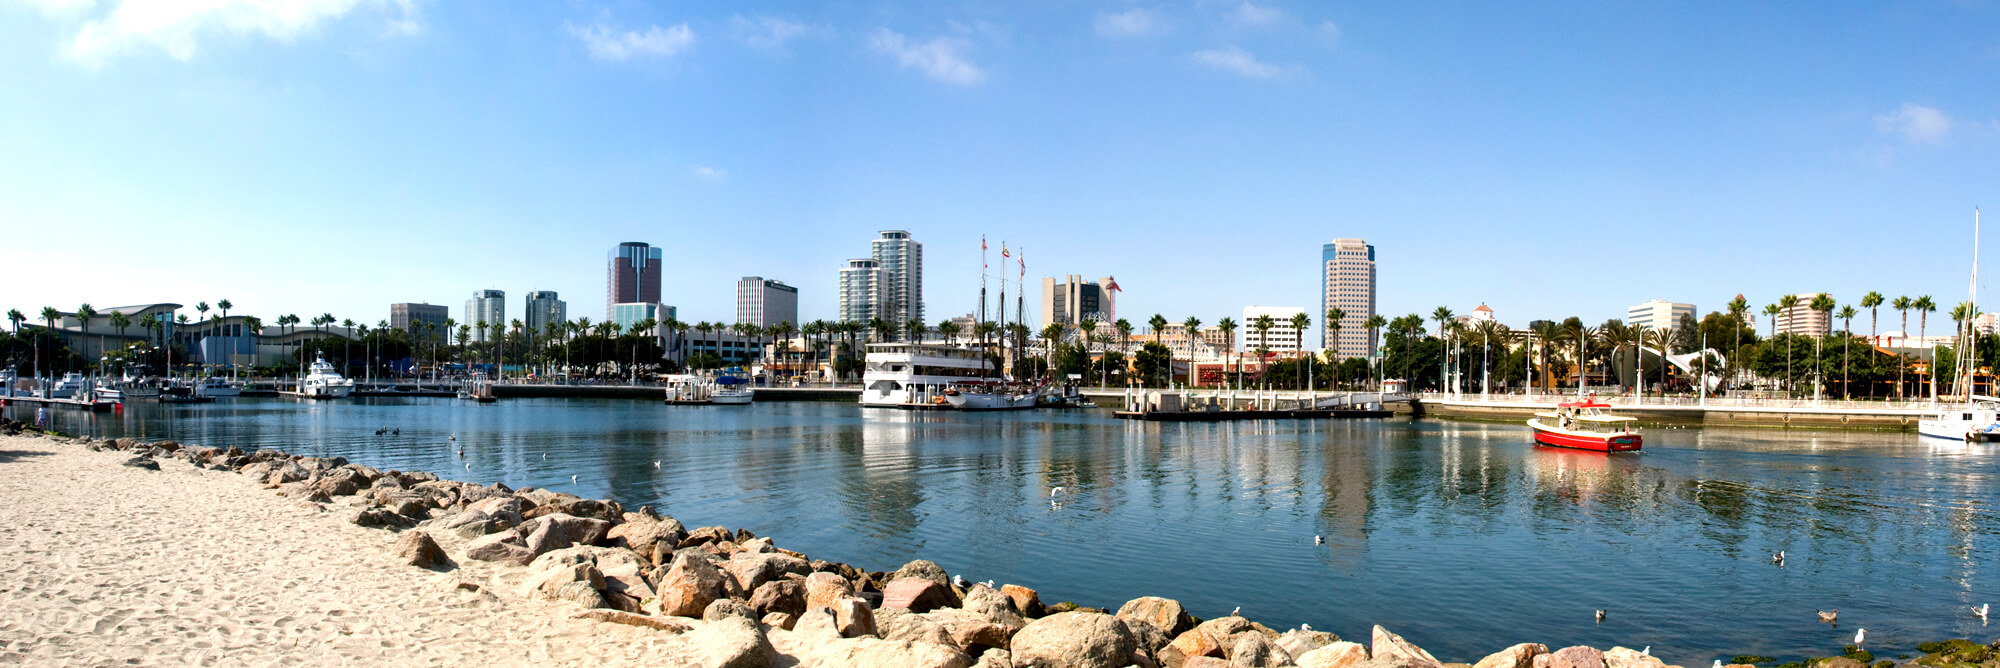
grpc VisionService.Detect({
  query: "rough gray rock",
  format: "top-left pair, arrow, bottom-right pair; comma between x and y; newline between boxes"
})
121,456 -> 159,471
657,551 -> 734,618
392,531 -> 450,569
1118,596 -> 1196,638
1009,611 -> 1138,668
685,616 -> 773,668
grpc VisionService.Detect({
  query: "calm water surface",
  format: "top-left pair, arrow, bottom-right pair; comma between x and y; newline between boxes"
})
13,397 -> 1999,665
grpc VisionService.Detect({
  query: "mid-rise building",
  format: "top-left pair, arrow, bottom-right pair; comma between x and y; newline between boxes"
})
1321,238 -> 1377,360
607,242 -> 664,321
389,303 -> 448,334
525,291 -> 566,337
610,303 -> 675,339
465,290 -> 505,342
870,231 -> 923,336
1775,293 -> 1832,337
1627,299 -> 1696,333
1242,305 -> 1307,352
838,259 -> 884,324
737,277 -> 799,329
1455,304 -> 1496,328
1041,275 -> 1118,327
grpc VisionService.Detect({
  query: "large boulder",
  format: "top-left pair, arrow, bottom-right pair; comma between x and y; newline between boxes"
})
1117,596 -> 1196,638
1009,611 -> 1138,668
1276,631 -> 1342,661
800,637 -> 974,668
704,599 -> 758,622
521,562 -> 606,604
657,551 -> 734,618
122,456 -> 159,471
724,552 -> 812,595
392,531 -> 450,569
883,578 -> 962,614
879,608 -> 958,647
525,497 -> 624,523
307,468 -> 367,496
462,529 -> 536,565
518,513 -> 612,556
1001,584 -> 1045,618
1474,644 -> 1550,668
833,597 -> 879,639
352,509 -> 416,530
1602,648 -> 1664,668
684,615 -> 773,668
893,560 -> 953,586
1534,646 -> 1608,668
1230,632 -> 1295,667
750,579 -> 807,617
922,608 -> 1018,654
1298,642 -> 1370,668
804,571 -> 857,611
1370,627 -> 1442,668
607,514 -> 688,556
960,584 -> 1028,629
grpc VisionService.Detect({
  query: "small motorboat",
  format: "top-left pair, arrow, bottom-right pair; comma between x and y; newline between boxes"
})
1528,399 -> 1642,452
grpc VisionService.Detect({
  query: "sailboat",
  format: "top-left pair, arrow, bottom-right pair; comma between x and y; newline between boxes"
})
1918,209 -> 2000,441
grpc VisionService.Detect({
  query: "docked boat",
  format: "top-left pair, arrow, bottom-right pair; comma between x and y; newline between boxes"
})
859,343 -> 1002,408
711,369 -> 754,405
1528,400 -> 1643,452
48,372 -> 87,399
0,367 -> 17,398
198,377 -> 242,397
299,353 -> 354,399
1919,397 -> 2000,442
943,380 -> 1041,411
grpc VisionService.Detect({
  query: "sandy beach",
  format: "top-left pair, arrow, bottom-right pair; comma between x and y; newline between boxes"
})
0,433 -> 692,666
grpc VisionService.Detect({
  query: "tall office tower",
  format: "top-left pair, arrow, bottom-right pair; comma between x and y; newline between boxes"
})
607,242 -> 663,320
870,231 -> 923,336
1626,299 -> 1696,333
838,259 -> 883,324
389,303 -> 447,334
736,277 -> 799,329
525,291 -> 567,337
1321,238 -> 1377,360
1040,275 -> 1119,326
1775,293 -> 1833,337
465,290 -> 506,343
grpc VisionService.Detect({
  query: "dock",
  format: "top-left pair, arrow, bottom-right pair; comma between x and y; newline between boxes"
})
0,394 -> 116,412
1114,408 -> 1394,421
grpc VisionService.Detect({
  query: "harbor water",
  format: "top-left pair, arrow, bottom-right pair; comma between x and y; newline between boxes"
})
12,397 -> 1998,665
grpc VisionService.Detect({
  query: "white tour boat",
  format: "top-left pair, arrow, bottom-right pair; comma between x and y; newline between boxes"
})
199,377 -> 242,397
1919,397 -> 2000,442
859,343 -> 1002,408
48,372 -> 87,399
299,353 -> 355,399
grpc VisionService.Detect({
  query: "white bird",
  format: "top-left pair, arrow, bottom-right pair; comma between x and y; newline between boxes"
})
543,453 -> 547,460
571,474 -> 578,484
979,580 -> 995,589
1231,607 -> 1241,617
1314,535 -> 1324,545
1595,609 -> 1606,623
449,434 -> 456,441
1642,647 -> 1650,656
1854,628 -> 1865,646
1773,551 -> 1785,564
457,448 -> 464,457
1976,604 -> 1990,621
1301,623 -> 1313,632
1714,661 -> 1723,668
1050,486 -> 1066,497
1818,610 -> 1838,624
464,462 -> 471,470
952,575 -> 969,588
654,460 -> 661,469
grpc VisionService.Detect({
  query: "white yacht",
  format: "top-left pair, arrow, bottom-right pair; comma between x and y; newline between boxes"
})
1919,396 -> 2000,442
711,369 -> 754,405
48,372 -> 87,399
943,381 -> 1042,411
299,353 -> 354,399
0,367 -> 16,397
859,343 -> 1002,408
199,377 -> 242,397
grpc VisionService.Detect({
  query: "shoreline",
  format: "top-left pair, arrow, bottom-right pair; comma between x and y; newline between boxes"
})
1,420 -> 1983,667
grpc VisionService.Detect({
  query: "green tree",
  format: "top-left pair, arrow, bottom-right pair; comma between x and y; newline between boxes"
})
1287,311 -> 1311,389
1915,295 -> 1937,400
1252,314 -> 1276,390
1363,314 -> 1386,389
1430,307 -> 1454,391
1215,317 -> 1238,388
6,309 -> 22,334
1181,316 -> 1202,372
1809,294 -> 1836,398
1134,341 -> 1173,388
1892,295 -> 1912,399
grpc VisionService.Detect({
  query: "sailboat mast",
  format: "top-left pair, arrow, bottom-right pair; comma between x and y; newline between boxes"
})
998,241 -> 1007,377
1971,208 -> 1980,398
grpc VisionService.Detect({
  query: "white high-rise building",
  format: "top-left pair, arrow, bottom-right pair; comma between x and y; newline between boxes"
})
1321,238 -> 1376,360
1775,293 -> 1832,337
465,290 -> 505,343
525,291 -> 566,337
1627,299 -> 1695,333
871,231 -> 923,335
1242,305 -> 1307,352
838,259 -> 884,324
1041,275 -> 1118,327
737,277 -> 799,329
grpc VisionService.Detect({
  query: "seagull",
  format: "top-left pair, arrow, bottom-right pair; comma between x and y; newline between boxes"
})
391,428 -> 399,435
979,580 -> 995,589
448,434 -> 456,441
1714,661 -> 1724,668
952,575 -> 969,588
653,460 -> 661,469
1854,628 -> 1865,647
1050,486 -> 1066,497
1976,604 -> 1990,621
1595,609 -> 1606,623
543,453 -> 548,460
1301,623 -> 1314,632
1772,551 -> 1785,564
464,462 -> 471,470
1818,610 -> 1838,624
571,474 -> 578,484
1231,607 -> 1241,617
1642,647 -> 1650,656
457,448 -> 464,457
1314,535 -> 1324,545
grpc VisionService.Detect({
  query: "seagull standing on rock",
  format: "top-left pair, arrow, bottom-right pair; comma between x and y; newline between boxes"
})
952,575 -> 969,589
1231,607 -> 1241,617
1854,628 -> 1865,647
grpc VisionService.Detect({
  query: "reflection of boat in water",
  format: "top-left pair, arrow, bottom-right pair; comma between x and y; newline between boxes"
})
943,380 -> 1040,411
1528,400 -> 1642,452
299,353 -> 354,399
1918,397 -> 2000,442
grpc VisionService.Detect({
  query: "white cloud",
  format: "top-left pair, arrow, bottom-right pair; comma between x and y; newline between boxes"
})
1233,2 -> 1286,26
869,28 -> 982,86
1875,103 -> 1953,145
568,20 -> 694,62
53,0 -> 415,65
693,166 -> 726,181
1192,45 -> 1282,78
1317,20 -> 1340,39
1095,8 -> 1163,37
730,15 -> 812,51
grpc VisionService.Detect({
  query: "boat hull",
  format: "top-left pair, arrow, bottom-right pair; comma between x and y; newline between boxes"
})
1527,419 -> 1642,452
944,392 -> 1039,411
710,391 -> 754,405
1918,420 -> 2000,442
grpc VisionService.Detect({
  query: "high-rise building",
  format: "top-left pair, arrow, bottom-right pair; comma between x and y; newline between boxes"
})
870,231 -> 923,335
1627,299 -> 1696,333
465,290 -> 505,342
525,291 -> 566,337
1775,293 -> 1832,337
389,303 -> 447,334
610,302 -> 674,338
1321,238 -> 1377,360
607,242 -> 663,320
1041,275 -> 1119,326
736,277 -> 799,329
1242,305 -> 1307,352
838,258 -> 884,324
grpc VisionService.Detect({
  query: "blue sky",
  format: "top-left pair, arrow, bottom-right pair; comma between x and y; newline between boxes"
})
4,1 -> 1998,339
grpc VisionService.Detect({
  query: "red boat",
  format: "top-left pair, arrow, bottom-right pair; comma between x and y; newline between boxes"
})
1528,400 -> 1642,452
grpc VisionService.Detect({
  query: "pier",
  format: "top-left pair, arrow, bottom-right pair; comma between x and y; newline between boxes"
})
1412,392 -> 1933,428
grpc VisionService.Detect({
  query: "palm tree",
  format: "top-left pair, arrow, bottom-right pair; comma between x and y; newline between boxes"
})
938,319 -> 960,347
1474,320 -> 1501,395
1362,314 -> 1386,390
1809,294 -> 1836,400
1080,318 -> 1100,368
1252,314 -> 1276,390
217,298 -> 231,332
109,311 -> 131,346
1761,303 -> 1782,393
38,306 -> 60,376
1287,312 -> 1311,389
1181,316 -> 1203,366
1214,317 -> 1237,389
1915,295 -> 1937,400
6,308 -> 22,334
1325,307 -> 1346,377
1039,323 -> 1064,380
1430,307 -> 1454,392
73,303 -> 98,369
1529,319 -> 1562,393
1726,295 -> 1749,390
906,318 -> 924,345
1115,318 -> 1134,383
1836,304 -> 1858,399
1892,295 -> 1912,399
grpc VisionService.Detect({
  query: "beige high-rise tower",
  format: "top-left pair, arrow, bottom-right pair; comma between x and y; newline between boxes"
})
1321,238 -> 1377,360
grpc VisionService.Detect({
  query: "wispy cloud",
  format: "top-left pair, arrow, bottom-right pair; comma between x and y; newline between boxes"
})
1875,103 -> 1953,145
46,0 -> 417,66
1192,45 -> 1283,79
1233,2 -> 1286,26
568,20 -> 694,62
1095,8 -> 1164,38
869,28 -> 982,86
693,166 -> 727,181
729,15 -> 815,52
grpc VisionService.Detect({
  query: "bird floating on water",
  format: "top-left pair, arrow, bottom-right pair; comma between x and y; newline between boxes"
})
1772,551 -> 1785,564
1050,486 -> 1065,497
1818,610 -> 1838,624
1314,535 -> 1324,545
654,460 -> 661,469
1976,604 -> 1990,621
571,474 -> 579,484
391,428 -> 399,435
1595,609 -> 1607,623
457,448 -> 464,457
1854,628 -> 1865,646
448,434 -> 456,441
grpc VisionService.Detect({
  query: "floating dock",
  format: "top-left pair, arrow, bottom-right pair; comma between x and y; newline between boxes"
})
1115,408 -> 1393,422
0,394 -> 116,412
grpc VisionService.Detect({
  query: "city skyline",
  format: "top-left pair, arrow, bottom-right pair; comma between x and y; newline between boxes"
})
2,3 -> 1995,342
